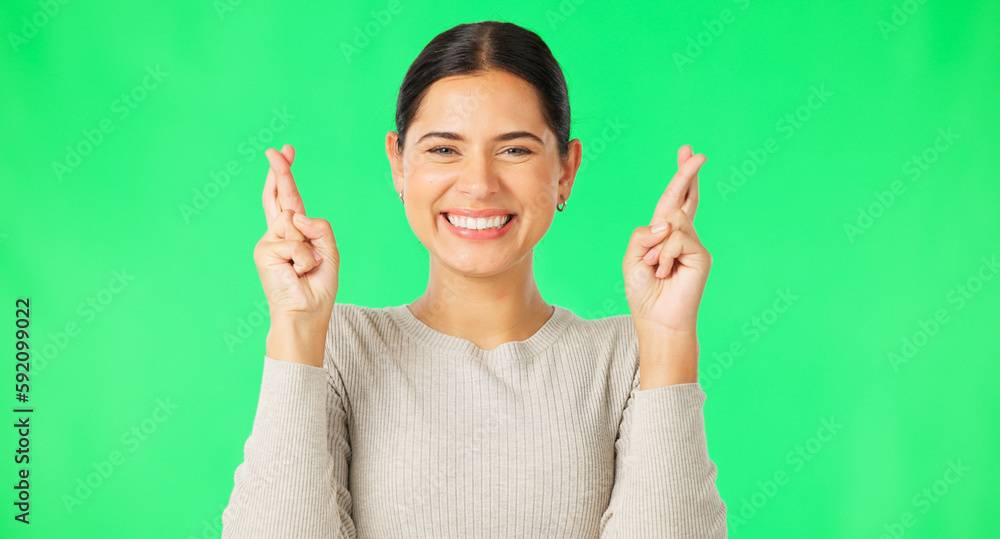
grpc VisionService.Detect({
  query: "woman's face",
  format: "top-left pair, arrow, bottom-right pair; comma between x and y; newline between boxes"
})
386,69 -> 581,277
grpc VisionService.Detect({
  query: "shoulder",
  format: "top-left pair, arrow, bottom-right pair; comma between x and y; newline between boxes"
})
558,307 -> 638,350
326,301 -> 410,349
322,302 -> 398,374
554,306 -> 639,372
328,301 -> 391,334
554,308 -> 640,420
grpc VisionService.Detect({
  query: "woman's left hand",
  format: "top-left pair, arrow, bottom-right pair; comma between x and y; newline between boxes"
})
622,145 -> 711,336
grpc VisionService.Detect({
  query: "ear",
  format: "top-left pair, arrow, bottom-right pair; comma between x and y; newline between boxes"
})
558,138 -> 582,203
385,131 -> 404,193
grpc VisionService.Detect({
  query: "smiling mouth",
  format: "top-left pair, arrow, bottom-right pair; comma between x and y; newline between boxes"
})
442,212 -> 515,231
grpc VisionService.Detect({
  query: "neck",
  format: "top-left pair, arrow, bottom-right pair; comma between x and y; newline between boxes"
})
408,253 -> 553,351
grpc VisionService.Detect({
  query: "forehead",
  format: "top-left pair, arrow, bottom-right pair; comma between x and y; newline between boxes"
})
413,70 -> 548,131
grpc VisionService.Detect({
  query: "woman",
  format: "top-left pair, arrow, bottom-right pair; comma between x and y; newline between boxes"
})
223,21 -> 726,538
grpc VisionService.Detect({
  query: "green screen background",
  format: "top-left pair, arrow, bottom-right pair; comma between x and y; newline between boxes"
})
2,0 -> 997,537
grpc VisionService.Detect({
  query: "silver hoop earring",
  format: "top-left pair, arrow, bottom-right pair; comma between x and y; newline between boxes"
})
399,191 -> 404,204
556,198 -> 566,212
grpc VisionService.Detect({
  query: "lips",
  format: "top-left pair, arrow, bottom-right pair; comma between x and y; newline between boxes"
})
443,212 -> 513,229
442,212 -> 514,224
442,212 -> 514,216
440,208 -> 516,219
440,212 -> 516,238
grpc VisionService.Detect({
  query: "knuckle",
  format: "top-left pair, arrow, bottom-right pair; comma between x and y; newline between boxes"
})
309,216 -> 331,232
270,209 -> 293,228
253,240 -> 266,261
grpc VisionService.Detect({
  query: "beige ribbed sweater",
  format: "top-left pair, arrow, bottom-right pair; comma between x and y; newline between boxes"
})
222,302 -> 727,538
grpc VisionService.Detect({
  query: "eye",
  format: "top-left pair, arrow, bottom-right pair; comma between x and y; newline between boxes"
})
503,147 -> 533,156
429,147 -> 455,155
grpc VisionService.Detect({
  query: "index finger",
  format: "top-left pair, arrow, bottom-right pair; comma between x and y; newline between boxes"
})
650,147 -> 705,226
263,145 -> 305,222
262,145 -> 296,223
677,145 -> 700,221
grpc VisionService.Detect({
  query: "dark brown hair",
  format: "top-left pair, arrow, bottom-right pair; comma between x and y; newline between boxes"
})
394,21 -> 571,159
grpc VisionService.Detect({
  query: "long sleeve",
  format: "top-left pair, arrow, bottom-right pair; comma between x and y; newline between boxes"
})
599,365 -> 728,537
221,355 -> 357,538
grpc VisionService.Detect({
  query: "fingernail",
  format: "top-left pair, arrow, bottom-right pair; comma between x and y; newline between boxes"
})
651,222 -> 669,234
312,249 -> 321,262
294,213 -> 311,225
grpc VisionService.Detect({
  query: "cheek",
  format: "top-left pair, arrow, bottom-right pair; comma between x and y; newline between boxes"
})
518,176 -> 560,214
408,162 -> 454,189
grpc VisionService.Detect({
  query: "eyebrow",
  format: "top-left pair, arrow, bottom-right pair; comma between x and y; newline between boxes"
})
416,131 -> 545,145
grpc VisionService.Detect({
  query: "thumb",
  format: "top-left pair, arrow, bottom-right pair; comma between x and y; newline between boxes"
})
623,223 -> 671,268
292,213 -> 338,258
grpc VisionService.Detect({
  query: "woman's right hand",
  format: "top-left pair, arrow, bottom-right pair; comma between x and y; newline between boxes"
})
253,144 -> 340,323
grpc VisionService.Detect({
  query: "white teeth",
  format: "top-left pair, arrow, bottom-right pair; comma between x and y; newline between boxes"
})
446,213 -> 511,231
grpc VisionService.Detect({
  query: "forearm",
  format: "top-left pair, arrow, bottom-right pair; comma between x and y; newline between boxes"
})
637,327 -> 699,390
222,356 -> 342,537
599,364 -> 727,537
266,314 -> 330,368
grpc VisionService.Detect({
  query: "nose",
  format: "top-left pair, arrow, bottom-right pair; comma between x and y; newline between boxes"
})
454,153 -> 501,199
